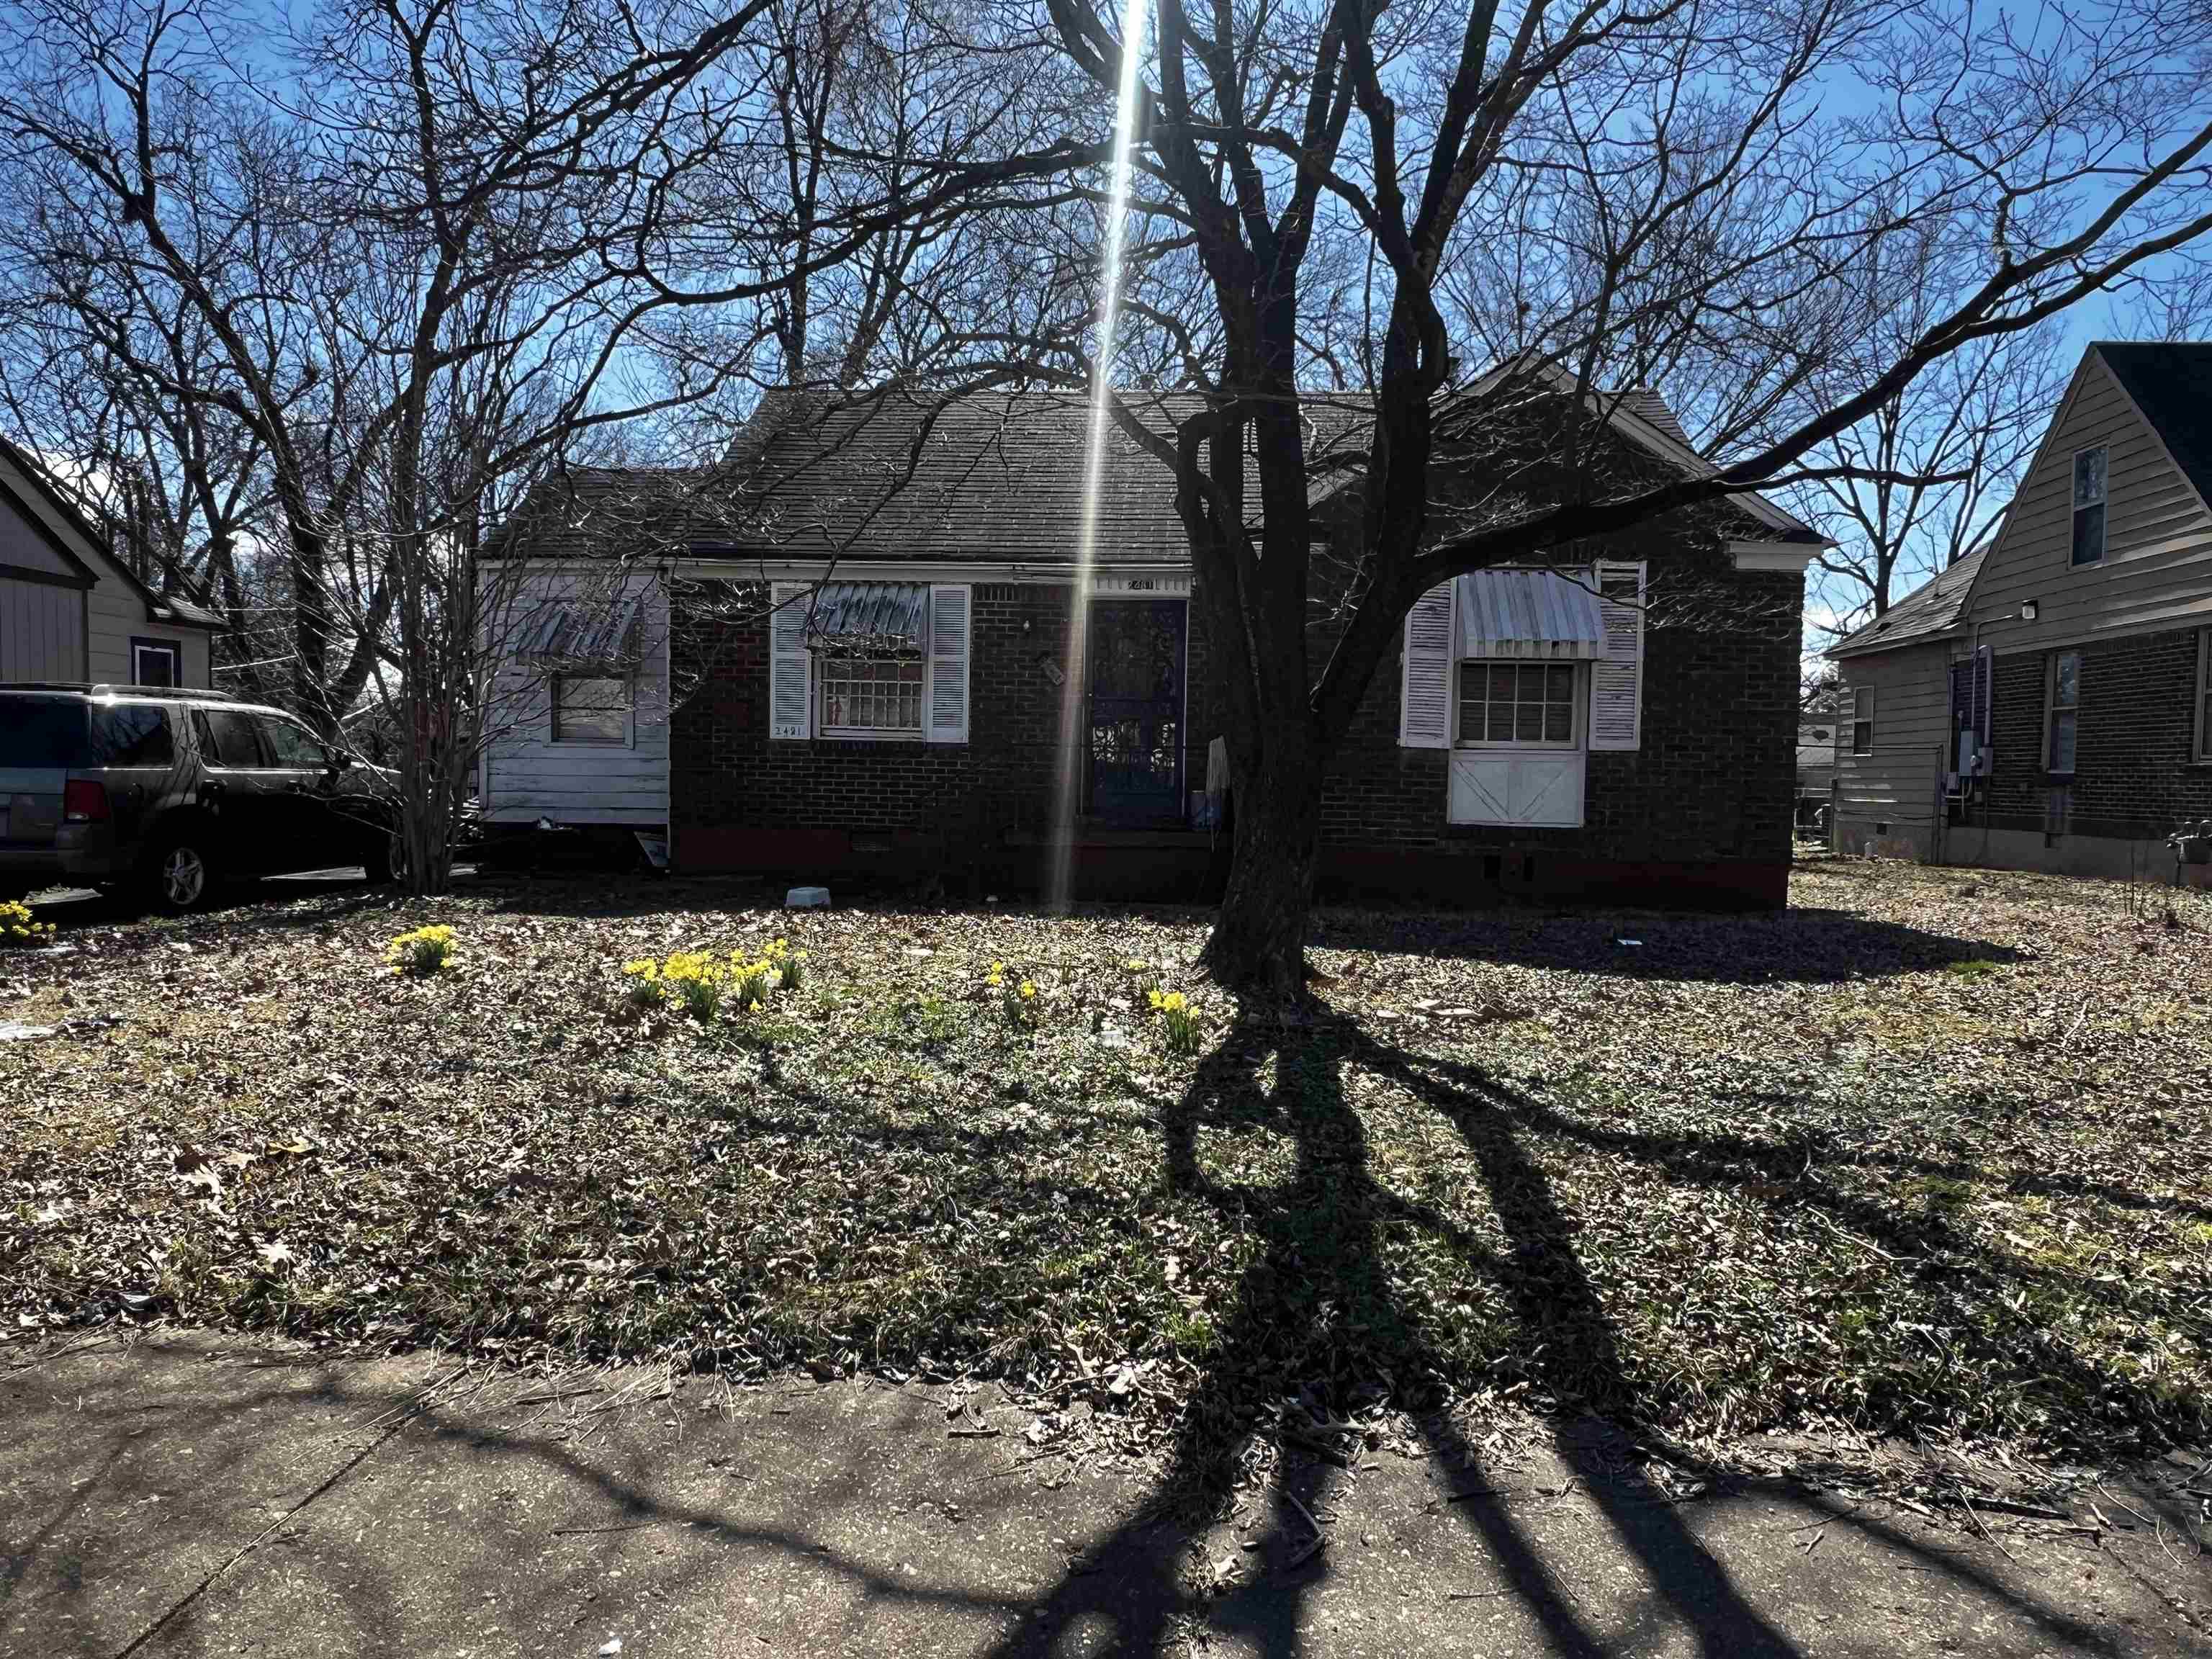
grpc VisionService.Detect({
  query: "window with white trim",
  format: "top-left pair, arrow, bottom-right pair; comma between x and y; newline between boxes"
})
131,638 -> 181,688
552,674 -> 630,745
815,649 -> 925,739
1457,662 -> 1579,747
2072,448 -> 2107,567
1850,686 -> 1874,755
2046,649 -> 2080,773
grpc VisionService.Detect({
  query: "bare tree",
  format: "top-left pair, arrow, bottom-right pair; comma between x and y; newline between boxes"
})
0,0 -> 859,887
870,0 -> 2212,991
1776,233 -> 2070,638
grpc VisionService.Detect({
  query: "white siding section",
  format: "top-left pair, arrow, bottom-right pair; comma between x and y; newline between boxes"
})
179,630 -> 211,688
1833,642 -> 1951,848
86,578 -> 143,683
0,452 -> 215,686
480,569 -> 670,826
1969,352 -> 2212,656
0,577 -> 85,679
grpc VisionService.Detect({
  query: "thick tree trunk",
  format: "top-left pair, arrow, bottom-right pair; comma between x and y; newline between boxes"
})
1201,745 -> 1323,997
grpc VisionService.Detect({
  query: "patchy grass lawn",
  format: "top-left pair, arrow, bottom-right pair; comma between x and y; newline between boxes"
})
3,860 -> 2208,1467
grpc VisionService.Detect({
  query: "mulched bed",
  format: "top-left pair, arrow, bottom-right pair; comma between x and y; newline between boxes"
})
4,860 -> 2207,1468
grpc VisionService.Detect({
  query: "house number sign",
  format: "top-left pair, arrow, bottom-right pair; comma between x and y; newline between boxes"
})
1089,572 -> 1191,596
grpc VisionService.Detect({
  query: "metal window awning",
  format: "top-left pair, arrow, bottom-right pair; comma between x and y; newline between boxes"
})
1457,568 -> 1607,660
805,581 -> 927,650
529,597 -> 641,668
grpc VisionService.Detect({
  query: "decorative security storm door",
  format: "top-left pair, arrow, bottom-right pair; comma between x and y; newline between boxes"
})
1087,599 -> 1186,824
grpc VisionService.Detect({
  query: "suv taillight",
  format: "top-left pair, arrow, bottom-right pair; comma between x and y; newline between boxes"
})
63,780 -> 110,823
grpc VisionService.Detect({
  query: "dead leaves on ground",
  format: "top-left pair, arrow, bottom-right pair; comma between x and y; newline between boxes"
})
1,864 -> 2207,1466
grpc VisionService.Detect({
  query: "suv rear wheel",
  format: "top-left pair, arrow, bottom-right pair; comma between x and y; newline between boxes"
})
145,835 -> 220,914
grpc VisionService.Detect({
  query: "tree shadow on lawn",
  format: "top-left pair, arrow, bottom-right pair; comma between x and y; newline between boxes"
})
469,874 -> 2021,989
1309,906 -> 2023,984
982,999 -> 2188,1658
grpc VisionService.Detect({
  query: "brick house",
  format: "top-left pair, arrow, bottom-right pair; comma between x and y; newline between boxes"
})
1830,341 -> 2212,878
480,386 -> 1822,905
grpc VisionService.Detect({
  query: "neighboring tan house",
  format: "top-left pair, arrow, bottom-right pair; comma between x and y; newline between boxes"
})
1830,341 -> 2212,876
480,385 -> 1825,906
0,436 -> 222,687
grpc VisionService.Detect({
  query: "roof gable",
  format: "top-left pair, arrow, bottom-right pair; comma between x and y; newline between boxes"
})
0,436 -> 222,628
2091,341 -> 2212,517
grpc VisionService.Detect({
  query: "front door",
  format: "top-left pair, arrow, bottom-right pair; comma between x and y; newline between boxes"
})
1087,599 -> 1187,824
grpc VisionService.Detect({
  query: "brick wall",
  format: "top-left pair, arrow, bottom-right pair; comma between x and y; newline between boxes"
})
1316,535 -> 1803,870
1979,626 -> 2212,838
669,547 -> 1804,904
670,581 -> 1214,871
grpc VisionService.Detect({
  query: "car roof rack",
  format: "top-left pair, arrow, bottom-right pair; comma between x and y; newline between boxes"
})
92,683 -> 261,704
0,680 -> 275,709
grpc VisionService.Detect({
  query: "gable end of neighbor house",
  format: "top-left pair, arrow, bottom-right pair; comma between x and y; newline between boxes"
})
0,436 -> 222,688
1829,341 -> 2212,875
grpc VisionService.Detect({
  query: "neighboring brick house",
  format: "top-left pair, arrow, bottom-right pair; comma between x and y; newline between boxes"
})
1830,341 -> 2212,878
481,385 -> 1822,906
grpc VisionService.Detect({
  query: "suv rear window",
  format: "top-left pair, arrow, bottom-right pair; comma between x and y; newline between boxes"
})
197,709 -> 265,767
0,698 -> 89,766
251,714 -> 331,768
91,704 -> 176,766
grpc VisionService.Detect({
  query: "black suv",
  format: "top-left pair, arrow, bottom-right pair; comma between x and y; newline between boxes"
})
1,684 -> 402,912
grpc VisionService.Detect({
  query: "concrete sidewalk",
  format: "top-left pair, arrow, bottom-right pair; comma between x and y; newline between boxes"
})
2,1334 -> 2205,1658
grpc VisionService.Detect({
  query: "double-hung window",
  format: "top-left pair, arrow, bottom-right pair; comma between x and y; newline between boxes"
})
1457,662 -> 1578,747
2046,649 -> 2081,774
815,648 -> 925,739
1850,687 -> 1874,755
2072,448 -> 2107,567
552,675 -> 631,745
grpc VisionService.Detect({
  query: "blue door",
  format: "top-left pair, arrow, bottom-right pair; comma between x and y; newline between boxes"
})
1087,600 -> 1187,824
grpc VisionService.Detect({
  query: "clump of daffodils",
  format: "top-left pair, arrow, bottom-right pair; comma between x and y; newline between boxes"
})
984,960 -> 1041,1028
1147,987 -> 1201,1054
0,900 -> 55,950
621,938 -> 806,1022
385,924 -> 457,978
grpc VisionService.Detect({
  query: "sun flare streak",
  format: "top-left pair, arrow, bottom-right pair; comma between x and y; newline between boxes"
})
1048,0 -> 1153,912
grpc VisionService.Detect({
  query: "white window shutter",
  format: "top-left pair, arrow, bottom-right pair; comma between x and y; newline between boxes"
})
769,581 -> 810,740
1398,579 -> 1455,748
1588,561 -> 1645,752
927,584 -> 971,742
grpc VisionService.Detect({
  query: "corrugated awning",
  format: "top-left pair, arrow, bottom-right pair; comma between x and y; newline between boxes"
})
528,596 -> 640,667
1457,569 -> 1607,660
806,581 -> 927,650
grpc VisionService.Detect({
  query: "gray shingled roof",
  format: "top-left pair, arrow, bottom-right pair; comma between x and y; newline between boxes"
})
729,391 -> 1203,561
492,382 -> 1807,564
1827,546 -> 1986,658
2094,341 -> 2212,512
1612,388 -> 1696,449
